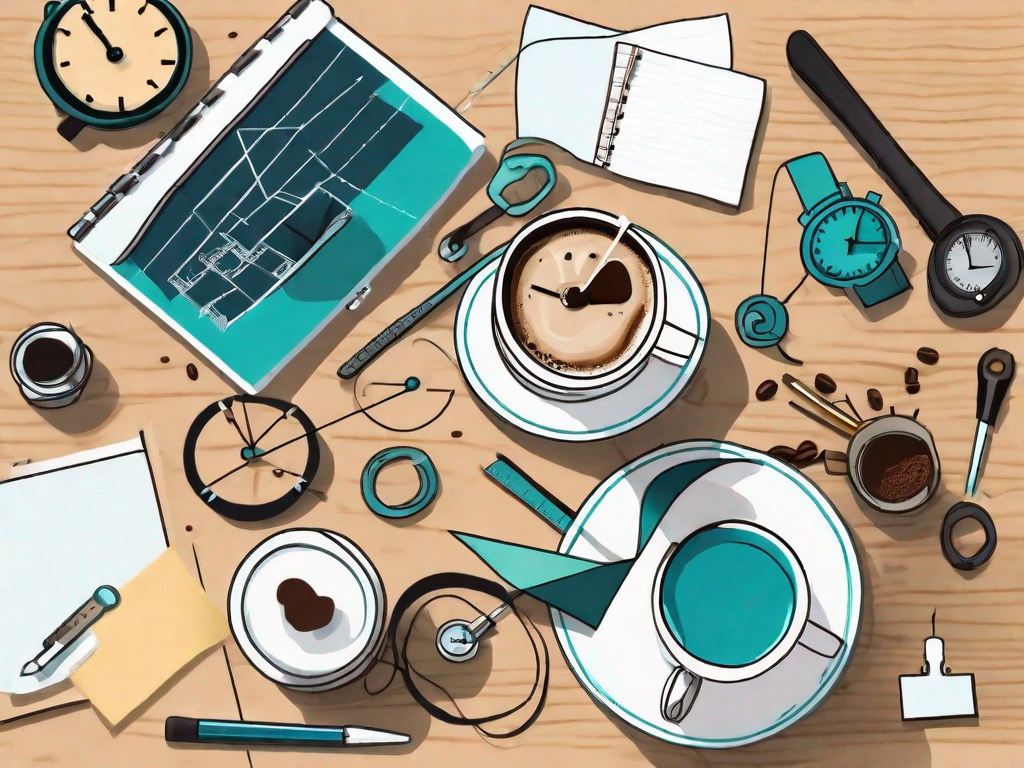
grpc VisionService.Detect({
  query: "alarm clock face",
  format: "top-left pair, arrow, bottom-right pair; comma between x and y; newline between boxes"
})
44,0 -> 188,117
942,231 -> 1003,297
807,202 -> 895,283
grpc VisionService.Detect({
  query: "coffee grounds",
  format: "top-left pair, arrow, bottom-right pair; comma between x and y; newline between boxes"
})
861,433 -> 933,503
876,455 -> 933,502
23,337 -> 74,383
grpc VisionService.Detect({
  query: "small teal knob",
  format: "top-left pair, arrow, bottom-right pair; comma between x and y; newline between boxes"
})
95,586 -> 121,609
735,295 -> 789,349
405,376 -> 420,391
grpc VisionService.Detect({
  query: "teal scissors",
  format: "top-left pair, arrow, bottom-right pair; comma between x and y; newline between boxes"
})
437,141 -> 556,263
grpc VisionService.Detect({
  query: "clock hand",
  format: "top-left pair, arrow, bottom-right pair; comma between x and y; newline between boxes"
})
529,284 -> 562,299
81,13 -> 124,63
962,234 -> 976,269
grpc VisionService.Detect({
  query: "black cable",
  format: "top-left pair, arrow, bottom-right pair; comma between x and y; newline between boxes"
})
364,577 -> 549,740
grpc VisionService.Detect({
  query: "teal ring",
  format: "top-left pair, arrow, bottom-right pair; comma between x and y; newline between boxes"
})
361,447 -> 438,519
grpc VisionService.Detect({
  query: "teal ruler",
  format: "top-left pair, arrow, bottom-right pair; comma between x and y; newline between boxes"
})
484,454 -> 576,534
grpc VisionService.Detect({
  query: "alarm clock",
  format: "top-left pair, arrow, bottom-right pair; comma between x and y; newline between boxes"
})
34,0 -> 192,141
786,152 -> 910,308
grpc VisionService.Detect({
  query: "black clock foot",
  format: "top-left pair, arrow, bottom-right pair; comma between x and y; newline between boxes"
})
57,115 -> 87,141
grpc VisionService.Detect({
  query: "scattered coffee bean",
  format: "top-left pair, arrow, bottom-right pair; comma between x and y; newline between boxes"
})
867,388 -> 884,411
905,367 -> 918,385
768,445 -> 798,463
755,379 -> 778,401
160,355 -> 170,364
916,347 -> 939,365
186,363 -> 199,381
906,382 -> 921,395
451,430 -> 463,438
228,31 -> 238,38
272,468 -> 284,477
185,525 -> 193,532
814,373 -> 837,395
793,440 -> 819,466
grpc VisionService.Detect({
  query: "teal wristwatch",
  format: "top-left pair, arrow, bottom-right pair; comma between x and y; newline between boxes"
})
785,152 -> 909,307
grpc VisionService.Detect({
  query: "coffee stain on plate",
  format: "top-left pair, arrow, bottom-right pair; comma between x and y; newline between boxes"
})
277,578 -> 334,633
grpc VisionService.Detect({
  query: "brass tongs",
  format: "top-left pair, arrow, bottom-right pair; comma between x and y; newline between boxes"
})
782,374 -> 862,436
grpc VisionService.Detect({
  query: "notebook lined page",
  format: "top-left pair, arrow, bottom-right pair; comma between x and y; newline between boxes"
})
607,45 -> 765,207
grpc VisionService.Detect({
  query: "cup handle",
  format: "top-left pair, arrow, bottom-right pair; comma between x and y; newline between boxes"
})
822,450 -> 849,476
661,666 -> 702,723
798,618 -> 844,658
652,321 -> 698,367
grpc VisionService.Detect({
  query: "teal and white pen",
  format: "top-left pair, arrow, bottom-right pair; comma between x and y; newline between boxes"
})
20,585 -> 120,677
165,717 -> 410,748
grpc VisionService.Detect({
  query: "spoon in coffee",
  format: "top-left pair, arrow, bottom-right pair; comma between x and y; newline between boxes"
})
563,215 -> 630,309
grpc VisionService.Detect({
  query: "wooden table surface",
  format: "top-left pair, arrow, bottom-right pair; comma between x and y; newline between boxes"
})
3,1 -> 1024,766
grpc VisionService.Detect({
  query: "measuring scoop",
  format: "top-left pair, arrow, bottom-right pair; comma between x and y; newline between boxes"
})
783,374 -> 941,514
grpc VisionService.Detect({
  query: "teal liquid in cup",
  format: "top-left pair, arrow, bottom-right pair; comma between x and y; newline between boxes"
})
661,526 -> 797,667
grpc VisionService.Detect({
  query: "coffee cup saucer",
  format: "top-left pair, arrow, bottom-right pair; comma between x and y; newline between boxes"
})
454,227 -> 709,442
552,441 -> 863,747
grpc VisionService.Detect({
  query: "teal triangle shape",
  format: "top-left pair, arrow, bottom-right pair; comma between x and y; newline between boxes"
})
452,532 -> 608,589
637,459 -> 746,553
527,559 -> 633,629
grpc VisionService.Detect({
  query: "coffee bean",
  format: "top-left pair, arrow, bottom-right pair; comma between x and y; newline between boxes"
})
160,355 -> 170,364
905,367 -> 919,385
755,379 -> 778,401
451,430 -> 463,438
867,388 -> 884,411
186,363 -> 199,381
793,441 -> 819,467
916,347 -> 939,365
768,445 -> 798,463
272,469 -> 284,477
906,382 -> 921,395
228,31 -> 238,38
814,373 -> 837,395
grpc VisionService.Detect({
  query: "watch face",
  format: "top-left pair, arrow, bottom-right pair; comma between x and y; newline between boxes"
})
508,227 -> 656,377
807,203 -> 895,282
47,0 -> 186,115
943,231 -> 1004,296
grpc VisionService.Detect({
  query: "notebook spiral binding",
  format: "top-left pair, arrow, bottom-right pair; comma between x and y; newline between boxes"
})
67,0 -> 315,242
595,43 -> 641,168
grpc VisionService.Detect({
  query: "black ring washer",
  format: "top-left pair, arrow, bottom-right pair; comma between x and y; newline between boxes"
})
941,502 -> 997,571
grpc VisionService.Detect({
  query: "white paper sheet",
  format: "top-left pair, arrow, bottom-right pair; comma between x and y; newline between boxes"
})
0,436 -> 168,695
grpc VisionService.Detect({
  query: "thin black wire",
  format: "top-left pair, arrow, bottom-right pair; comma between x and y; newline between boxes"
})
364,592 -> 549,740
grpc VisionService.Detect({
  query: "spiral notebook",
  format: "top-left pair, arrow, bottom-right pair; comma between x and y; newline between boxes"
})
516,12 -> 765,208
68,0 -> 484,393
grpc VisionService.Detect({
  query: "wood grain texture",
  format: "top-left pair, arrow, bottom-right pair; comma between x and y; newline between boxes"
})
2,1 -> 1024,766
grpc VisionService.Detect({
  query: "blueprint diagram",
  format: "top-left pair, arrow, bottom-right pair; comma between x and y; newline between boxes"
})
127,33 -> 422,329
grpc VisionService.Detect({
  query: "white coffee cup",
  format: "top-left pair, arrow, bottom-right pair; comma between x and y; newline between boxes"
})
9,322 -> 93,409
493,208 -> 696,402
653,521 -> 844,723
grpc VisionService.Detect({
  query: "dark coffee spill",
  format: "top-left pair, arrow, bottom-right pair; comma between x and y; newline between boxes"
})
23,337 -> 74,383
186,363 -> 199,381
585,260 -> 632,304
860,433 -> 933,503
916,347 -> 939,365
277,578 -> 335,632
814,373 -> 837,394
755,379 -> 778,401
867,388 -> 884,411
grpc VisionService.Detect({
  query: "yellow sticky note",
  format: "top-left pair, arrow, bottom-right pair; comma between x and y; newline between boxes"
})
71,548 -> 229,726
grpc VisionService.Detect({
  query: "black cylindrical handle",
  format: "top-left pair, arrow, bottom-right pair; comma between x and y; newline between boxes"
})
165,716 -> 200,744
786,30 -> 961,240
976,347 -> 1015,425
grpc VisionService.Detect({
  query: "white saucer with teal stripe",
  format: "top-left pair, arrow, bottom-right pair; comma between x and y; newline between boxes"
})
553,441 -> 863,748
454,228 -> 709,442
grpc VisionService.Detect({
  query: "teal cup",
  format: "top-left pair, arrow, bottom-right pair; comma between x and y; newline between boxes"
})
653,521 -> 844,723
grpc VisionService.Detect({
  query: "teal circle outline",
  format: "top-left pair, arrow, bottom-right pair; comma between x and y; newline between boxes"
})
360,447 -> 438,519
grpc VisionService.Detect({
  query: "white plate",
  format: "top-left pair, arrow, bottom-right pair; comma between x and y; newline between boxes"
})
455,227 -> 709,442
553,441 -> 863,748
228,529 -> 386,691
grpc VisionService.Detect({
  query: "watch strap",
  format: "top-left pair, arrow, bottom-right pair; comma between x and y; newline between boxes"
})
784,153 -> 842,214
852,261 -> 911,307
